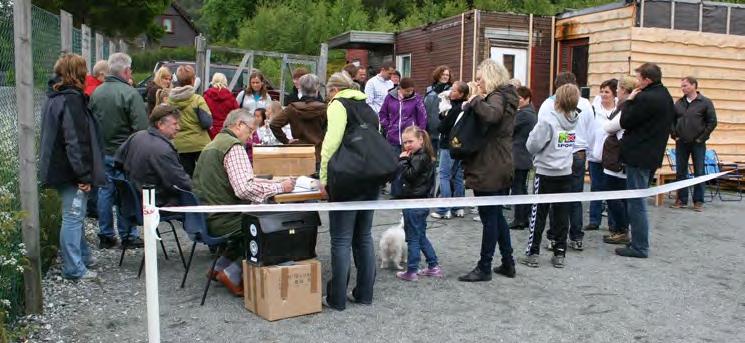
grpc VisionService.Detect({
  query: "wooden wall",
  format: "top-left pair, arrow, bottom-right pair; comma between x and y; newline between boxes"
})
630,27 -> 745,161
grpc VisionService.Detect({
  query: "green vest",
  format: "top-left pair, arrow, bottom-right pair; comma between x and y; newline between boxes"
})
193,130 -> 243,236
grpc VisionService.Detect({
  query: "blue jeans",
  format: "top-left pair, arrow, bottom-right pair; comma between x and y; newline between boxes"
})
474,189 -> 513,273
605,174 -> 628,233
402,208 -> 438,272
568,152 -> 586,240
675,141 -> 706,204
588,161 -> 614,228
58,184 -> 91,279
436,149 -> 464,214
625,166 -> 651,256
326,208 -> 376,310
97,155 -> 138,240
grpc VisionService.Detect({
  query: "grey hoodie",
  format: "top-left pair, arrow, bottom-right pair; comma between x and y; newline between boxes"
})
526,107 -> 578,176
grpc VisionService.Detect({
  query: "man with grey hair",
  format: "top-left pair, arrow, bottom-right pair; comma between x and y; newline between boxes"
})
270,73 -> 328,170
90,52 -> 148,249
193,108 -> 294,296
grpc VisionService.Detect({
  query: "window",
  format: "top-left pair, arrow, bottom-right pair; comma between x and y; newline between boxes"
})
503,54 -> 515,79
162,18 -> 173,34
396,54 -> 412,78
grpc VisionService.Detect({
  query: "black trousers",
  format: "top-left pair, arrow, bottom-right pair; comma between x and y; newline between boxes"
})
179,152 -> 201,178
525,174 -> 573,256
510,169 -> 530,225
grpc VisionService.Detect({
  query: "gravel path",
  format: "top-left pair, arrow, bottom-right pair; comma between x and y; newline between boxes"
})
20,198 -> 745,343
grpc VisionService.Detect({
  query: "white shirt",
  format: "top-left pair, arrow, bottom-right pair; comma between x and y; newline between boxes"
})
364,75 -> 393,114
537,95 -> 595,154
587,96 -> 618,162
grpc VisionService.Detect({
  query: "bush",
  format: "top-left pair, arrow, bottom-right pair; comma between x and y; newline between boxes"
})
130,47 -> 196,75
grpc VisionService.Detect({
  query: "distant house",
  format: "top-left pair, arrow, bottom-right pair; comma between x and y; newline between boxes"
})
140,1 -> 199,49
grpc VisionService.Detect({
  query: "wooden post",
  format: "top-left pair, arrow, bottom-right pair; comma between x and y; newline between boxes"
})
459,12 -> 465,81
195,35 -> 207,95
549,16 -> 556,94
527,13 -> 533,88
318,43 -> 328,85
279,54 -> 287,105
59,10 -> 72,53
13,0 -> 42,314
81,24 -> 92,73
471,9 -> 478,80
95,33 -> 103,63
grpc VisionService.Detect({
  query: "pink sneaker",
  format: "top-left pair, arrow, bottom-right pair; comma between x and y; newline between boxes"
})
417,266 -> 444,278
396,271 -> 419,281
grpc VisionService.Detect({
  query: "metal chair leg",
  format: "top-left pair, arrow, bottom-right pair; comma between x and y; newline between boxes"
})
201,246 -> 222,306
137,255 -> 145,278
169,221 -> 187,269
180,241 -> 197,289
156,227 -> 169,260
119,245 -> 127,267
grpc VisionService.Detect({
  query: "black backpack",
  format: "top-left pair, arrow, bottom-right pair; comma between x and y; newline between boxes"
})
602,108 -> 623,173
327,98 -> 398,201
448,91 -> 507,160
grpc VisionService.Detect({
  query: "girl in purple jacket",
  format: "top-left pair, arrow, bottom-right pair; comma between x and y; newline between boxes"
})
378,77 -> 428,154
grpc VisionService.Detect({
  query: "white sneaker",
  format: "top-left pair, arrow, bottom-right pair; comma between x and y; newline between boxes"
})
79,269 -> 98,280
454,209 -> 465,218
472,216 -> 481,222
430,211 -> 452,219
470,207 -> 479,214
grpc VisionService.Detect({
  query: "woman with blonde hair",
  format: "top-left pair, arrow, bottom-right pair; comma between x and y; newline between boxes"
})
39,54 -> 106,280
146,66 -> 172,114
204,72 -> 239,139
458,59 -> 520,282
522,84 -> 580,269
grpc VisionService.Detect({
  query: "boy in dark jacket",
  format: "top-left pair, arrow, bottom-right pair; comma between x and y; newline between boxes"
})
510,86 -> 537,230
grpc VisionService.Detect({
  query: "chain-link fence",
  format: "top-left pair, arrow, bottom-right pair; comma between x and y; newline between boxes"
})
0,3 -> 122,328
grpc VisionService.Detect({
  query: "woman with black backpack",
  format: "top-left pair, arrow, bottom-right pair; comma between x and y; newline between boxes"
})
457,59 -> 519,282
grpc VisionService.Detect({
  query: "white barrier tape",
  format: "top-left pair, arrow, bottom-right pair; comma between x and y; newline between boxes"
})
160,171 -> 730,213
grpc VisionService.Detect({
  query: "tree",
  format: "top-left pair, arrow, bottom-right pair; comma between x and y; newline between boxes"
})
201,0 -> 258,43
33,0 -> 169,38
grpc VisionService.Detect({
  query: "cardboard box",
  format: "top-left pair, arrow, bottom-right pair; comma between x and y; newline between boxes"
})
252,145 -> 316,177
243,259 -> 322,321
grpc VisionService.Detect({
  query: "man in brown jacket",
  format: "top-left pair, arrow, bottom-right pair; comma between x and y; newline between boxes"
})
270,73 -> 327,171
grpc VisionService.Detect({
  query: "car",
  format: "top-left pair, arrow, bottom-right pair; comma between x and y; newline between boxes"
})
136,61 -> 282,102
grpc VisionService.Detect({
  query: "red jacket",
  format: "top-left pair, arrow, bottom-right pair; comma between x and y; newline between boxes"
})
204,87 -> 239,139
84,75 -> 103,97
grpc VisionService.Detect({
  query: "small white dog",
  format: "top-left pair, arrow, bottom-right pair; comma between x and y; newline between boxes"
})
379,218 -> 407,270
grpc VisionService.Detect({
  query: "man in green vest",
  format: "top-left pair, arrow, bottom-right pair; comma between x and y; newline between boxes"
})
193,108 -> 294,296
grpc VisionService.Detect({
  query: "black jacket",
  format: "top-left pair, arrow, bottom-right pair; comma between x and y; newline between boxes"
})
437,99 -> 464,149
673,92 -> 717,143
397,149 -> 435,199
39,82 -> 106,188
283,87 -> 324,106
620,82 -> 675,170
512,105 -> 537,170
114,127 -> 192,206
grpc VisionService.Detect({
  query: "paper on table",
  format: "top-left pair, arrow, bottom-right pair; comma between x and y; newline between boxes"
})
292,176 -> 320,193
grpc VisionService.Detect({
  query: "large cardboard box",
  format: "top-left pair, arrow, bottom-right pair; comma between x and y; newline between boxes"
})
243,259 -> 322,321
252,145 -> 316,177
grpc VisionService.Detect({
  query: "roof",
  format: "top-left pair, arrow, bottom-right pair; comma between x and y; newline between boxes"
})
170,1 -> 200,34
327,31 -> 395,49
557,0 -> 632,19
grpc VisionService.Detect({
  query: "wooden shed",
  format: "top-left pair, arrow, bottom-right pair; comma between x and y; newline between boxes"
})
395,10 -> 554,107
556,0 -> 745,161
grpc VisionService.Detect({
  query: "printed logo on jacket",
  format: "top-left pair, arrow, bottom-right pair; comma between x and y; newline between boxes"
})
557,131 -> 576,149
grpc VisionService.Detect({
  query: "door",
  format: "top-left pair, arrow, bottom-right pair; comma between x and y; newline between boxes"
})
490,47 -> 527,86
558,38 -> 589,88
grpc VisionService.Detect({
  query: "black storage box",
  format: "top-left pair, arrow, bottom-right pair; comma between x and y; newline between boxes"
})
243,211 -> 320,266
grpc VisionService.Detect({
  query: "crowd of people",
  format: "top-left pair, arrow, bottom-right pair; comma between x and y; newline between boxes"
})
40,51 -> 717,312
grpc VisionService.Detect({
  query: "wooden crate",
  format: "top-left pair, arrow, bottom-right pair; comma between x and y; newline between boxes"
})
252,145 -> 316,177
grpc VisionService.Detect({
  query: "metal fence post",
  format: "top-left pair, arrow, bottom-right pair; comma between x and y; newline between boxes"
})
59,10 -> 72,54
109,39 -> 116,54
13,0 -> 43,314
81,24 -> 92,73
318,43 -> 328,85
279,54 -> 287,105
195,35 -> 207,95
95,32 -> 103,63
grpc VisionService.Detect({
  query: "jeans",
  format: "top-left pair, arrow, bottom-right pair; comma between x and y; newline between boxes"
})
179,152 -> 201,178
436,149 -> 464,214
588,161 -> 614,228
605,174 -> 628,233
402,208 -> 438,272
675,140 -> 706,204
510,169 -> 530,225
58,184 -> 91,279
474,189 -> 513,273
625,166 -> 651,256
526,174 -> 573,256
568,151 -> 586,240
97,155 -> 138,240
326,208 -> 376,310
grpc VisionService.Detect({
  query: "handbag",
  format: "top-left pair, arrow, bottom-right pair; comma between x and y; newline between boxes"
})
327,98 -> 398,201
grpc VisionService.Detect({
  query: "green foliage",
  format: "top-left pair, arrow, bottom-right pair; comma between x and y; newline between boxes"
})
129,47 -> 196,75
201,0 -> 258,43
38,189 -> 61,272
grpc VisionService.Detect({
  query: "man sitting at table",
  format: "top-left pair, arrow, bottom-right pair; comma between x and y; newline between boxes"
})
115,104 -> 191,206
193,108 -> 295,296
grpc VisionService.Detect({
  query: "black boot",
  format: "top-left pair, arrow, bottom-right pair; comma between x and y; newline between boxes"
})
457,267 -> 492,282
98,235 -> 118,249
493,263 -> 516,278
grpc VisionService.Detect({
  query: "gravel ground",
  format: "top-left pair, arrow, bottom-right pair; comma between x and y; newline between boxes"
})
19,197 -> 745,343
